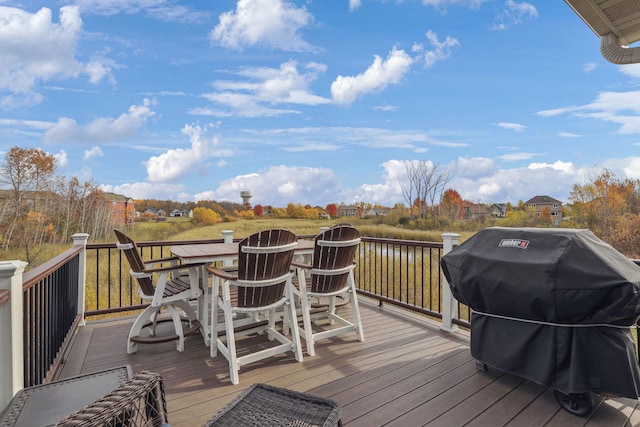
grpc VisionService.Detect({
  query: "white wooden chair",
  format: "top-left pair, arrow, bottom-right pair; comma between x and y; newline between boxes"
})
291,224 -> 364,356
114,229 -> 203,354
207,229 -> 303,385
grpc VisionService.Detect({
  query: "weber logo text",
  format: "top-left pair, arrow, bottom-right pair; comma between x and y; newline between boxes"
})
499,239 -> 529,249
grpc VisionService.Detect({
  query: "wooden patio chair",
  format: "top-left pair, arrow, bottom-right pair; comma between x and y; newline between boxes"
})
291,224 -> 364,356
56,371 -> 168,426
207,228 -> 303,385
114,229 -> 204,354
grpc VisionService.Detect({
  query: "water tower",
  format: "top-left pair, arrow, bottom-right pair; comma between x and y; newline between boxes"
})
240,191 -> 252,207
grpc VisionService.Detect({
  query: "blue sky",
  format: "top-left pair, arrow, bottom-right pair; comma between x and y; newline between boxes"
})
1,0 -> 640,208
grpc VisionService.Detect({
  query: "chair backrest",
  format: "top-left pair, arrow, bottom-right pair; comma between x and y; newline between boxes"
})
236,229 -> 297,308
310,225 -> 361,294
114,229 -> 155,296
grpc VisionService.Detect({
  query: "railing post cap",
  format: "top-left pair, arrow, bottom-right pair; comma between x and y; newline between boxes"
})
0,260 -> 28,276
71,233 -> 90,243
442,232 -> 461,238
221,230 -> 234,235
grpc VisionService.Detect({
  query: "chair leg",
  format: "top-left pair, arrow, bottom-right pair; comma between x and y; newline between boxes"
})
165,304 -> 186,352
210,281 -> 221,357
223,308 -> 240,385
128,305 -> 159,354
300,296 -> 316,356
173,299 -> 198,324
349,273 -> 365,342
285,287 -> 304,362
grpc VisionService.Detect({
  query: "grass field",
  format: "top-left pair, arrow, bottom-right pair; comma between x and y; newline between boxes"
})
126,217 -> 472,243
4,217 -> 474,270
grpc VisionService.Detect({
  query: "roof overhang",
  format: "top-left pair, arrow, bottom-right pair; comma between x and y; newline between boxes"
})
565,0 -> 640,64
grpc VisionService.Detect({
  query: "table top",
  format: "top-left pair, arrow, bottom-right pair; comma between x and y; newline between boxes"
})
0,366 -> 131,427
171,239 -> 315,263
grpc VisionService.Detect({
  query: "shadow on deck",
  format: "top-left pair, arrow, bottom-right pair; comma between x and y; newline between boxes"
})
59,297 -> 640,427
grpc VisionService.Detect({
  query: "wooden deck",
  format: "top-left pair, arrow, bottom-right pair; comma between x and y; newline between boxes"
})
59,297 -> 640,426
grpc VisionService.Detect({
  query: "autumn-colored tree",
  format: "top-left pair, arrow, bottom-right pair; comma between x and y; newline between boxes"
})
253,204 -> 263,217
236,209 -> 256,219
537,207 -> 552,225
325,203 -> 337,217
440,188 -> 465,221
569,168 -> 640,255
496,207 -> 538,227
192,207 -> 219,226
0,147 -> 56,249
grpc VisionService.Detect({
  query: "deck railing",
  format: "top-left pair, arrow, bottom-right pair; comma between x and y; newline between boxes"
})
81,232 -> 465,326
0,231 -> 462,412
0,233 -> 89,410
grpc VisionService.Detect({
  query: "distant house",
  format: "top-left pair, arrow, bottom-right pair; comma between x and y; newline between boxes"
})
337,205 -> 360,218
170,209 -> 192,218
314,206 -> 331,220
104,193 -> 135,226
145,208 -> 166,217
364,207 -> 390,217
463,202 -> 505,222
525,195 -> 563,226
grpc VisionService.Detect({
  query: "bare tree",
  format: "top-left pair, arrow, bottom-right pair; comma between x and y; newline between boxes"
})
400,160 -> 453,218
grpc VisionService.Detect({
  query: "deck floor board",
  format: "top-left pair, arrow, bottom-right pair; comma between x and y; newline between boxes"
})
59,297 -> 640,426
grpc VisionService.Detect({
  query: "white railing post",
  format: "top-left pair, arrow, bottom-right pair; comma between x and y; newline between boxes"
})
440,232 -> 460,333
221,230 -> 234,267
0,260 -> 28,410
72,233 -> 89,327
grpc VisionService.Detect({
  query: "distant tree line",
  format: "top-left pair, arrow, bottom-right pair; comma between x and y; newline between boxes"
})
0,147 -> 114,262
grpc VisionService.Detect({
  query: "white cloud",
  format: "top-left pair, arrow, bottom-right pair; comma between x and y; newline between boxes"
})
492,0 -> 538,31
0,6 -> 115,109
74,0 -> 208,23
542,91 -> 640,135
331,47 -> 413,105
43,98 -> 156,142
199,60 -> 330,117
210,0 -> 316,52
420,0 -> 488,10
584,62 -> 597,73
83,146 -> 103,160
456,157 -> 496,179
528,160 -> 575,173
618,63 -> 640,79
452,160 -> 578,204
349,0 -> 362,11
145,123 -> 219,182
500,152 -> 539,161
196,165 -> 341,206
347,159 -> 408,204
413,30 -> 460,68
53,149 -> 68,168
498,122 -> 526,132
101,181 -> 189,201
558,131 -> 580,138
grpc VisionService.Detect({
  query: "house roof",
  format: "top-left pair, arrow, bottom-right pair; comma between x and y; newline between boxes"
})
526,195 -> 562,205
565,0 -> 640,64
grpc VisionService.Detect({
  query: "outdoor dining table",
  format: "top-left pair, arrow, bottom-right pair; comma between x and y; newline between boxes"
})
170,239 -> 315,346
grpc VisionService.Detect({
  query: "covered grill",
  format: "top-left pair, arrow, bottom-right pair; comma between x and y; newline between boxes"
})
440,227 -> 640,414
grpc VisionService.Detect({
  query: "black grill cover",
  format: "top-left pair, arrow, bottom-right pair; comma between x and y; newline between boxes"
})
440,227 -> 640,398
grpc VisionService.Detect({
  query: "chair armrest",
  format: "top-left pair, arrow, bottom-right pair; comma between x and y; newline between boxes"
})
207,266 -> 238,280
143,262 -> 206,274
291,260 -> 311,269
143,255 -> 181,266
